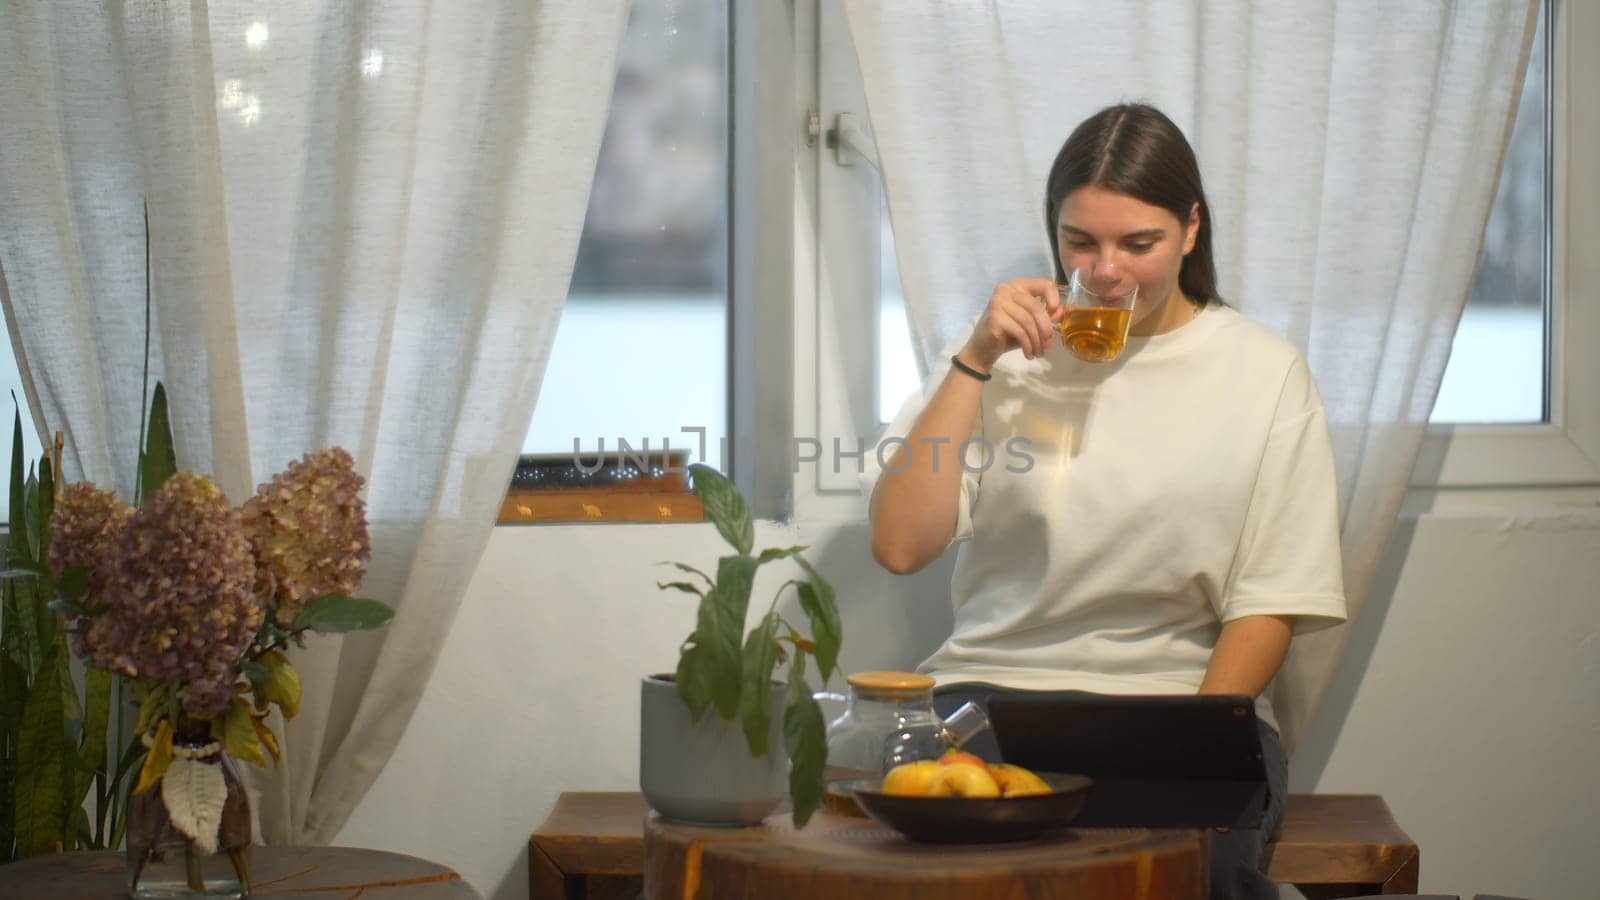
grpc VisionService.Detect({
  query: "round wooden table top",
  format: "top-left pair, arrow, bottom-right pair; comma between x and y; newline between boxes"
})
644,810 -> 1207,900
0,845 -> 477,899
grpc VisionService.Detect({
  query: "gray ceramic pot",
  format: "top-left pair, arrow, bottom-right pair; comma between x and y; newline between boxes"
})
639,674 -> 787,826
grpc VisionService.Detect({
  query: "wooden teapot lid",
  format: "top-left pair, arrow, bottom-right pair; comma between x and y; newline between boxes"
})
846,671 -> 936,696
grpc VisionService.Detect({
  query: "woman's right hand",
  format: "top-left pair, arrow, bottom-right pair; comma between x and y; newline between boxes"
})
959,277 -> 1064,370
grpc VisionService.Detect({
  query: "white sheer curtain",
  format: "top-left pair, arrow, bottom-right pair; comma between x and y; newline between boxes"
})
0,0 -> 630,842
843,0 -> 1538,751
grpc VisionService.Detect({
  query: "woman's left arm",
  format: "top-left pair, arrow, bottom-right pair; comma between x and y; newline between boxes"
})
1197,614 -> 1295,697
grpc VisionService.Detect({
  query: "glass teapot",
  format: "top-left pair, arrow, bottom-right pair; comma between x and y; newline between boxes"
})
816,671 -> 990,783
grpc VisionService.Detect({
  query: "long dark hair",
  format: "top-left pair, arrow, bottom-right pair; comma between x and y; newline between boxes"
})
1044,103 -> 1220,304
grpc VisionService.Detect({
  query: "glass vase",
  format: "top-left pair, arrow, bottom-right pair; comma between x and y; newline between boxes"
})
125,716 -> 253,898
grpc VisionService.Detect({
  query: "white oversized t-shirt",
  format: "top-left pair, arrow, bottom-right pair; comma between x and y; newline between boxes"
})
866,303 -> 1347,730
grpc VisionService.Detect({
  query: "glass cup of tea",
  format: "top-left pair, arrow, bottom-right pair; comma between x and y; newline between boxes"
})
1057,266 -> 1139,363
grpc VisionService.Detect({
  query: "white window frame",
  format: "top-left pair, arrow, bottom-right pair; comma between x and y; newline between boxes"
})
1411,0 -> 1600,496
789,0 -> 882,522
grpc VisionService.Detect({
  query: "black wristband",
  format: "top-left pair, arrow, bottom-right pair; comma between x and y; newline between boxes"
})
949,354 -> 992,382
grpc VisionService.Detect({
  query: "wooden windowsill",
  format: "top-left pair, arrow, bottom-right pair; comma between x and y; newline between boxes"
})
497,451 -> 705,525
499,488 -> 704,524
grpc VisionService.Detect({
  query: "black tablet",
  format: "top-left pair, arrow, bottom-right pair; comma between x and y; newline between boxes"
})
987,692 -> 1268,828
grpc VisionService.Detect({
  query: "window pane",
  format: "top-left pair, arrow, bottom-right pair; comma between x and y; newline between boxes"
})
1430,1 -> 1547,424
0,337 -> 46,524
522,0 -> 728,463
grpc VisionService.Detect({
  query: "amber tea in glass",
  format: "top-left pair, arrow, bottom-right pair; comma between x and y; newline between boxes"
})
1057,267 -> 1138,363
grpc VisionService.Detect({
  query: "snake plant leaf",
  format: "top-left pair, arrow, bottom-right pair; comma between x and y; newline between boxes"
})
136,383 -> 177,507
14,645 -> 65,857
75,668 -> 111,800
9,404 -> 30,563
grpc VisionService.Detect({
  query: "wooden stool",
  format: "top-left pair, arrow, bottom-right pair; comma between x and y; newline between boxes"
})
645,810 -> 1205,899
532,791 -> 1417,898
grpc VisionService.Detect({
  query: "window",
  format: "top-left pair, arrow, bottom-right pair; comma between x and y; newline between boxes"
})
503,0 -> 730,523
1418,0 -> 1600,490
519,0 -> 729,463
1429,0 -> 1548,425
0,339 -> 45,517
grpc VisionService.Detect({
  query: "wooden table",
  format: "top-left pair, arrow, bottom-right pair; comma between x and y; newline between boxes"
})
0,845 -> 478,899
645,810 -> 1205,900
530,792 -> 1420,899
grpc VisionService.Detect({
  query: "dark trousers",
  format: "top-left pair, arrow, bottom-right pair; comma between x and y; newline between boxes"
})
932,684 -> 1288,900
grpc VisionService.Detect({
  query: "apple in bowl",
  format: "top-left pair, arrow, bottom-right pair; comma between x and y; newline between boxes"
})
881,752 -> 1052,799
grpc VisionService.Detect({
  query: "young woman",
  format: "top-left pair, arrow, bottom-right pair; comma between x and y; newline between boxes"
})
866,103 -> 1347,900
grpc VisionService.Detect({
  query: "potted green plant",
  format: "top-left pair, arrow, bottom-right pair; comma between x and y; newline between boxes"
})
640,464 -> 841,828
1,406 -> 132,864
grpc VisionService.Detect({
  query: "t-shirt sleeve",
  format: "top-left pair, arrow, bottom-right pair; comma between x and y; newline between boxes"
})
1219,356 -> 1348,634
859,329 -> 983,545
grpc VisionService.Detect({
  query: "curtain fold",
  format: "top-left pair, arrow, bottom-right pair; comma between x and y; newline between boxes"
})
0,0 -> 631,842
843,0 -> 1538,751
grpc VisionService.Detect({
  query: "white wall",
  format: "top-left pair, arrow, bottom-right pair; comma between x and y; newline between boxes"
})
1291,508 -> 1600,900
337,507 -> 1600,900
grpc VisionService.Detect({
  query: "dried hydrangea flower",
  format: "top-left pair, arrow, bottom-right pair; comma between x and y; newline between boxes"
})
85,472 -> 263,717
48,482 -> 134,653
241,447 -> 371,626
48,482 -> 133,576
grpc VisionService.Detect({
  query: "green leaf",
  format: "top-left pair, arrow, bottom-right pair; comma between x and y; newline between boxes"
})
783,658 -> 826,828
794,559 -> 842,683
704,555 -> 758,720
78,668 -> 111,785
136,382 -> 177,506
689,463 -> 753,555
756,545 -> 808,564
291,595 -> 395,633
12,568 -> 40,676
674,643 -> 714,721
132,682 -> 171,738
240,659 -> 271,687
21,466 -> 40,564
55,566 -> 88,602
54,640 -> 81,726
22,454 -> 53,577
0,652 -> 24,857
737,613 -> 780,757
9,402 -> 32,563
15,644 -> 66,856
664,561 -> 714,588
0,563 -> 48,579
692,593 -> 741,722
655,581 -> 705,598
